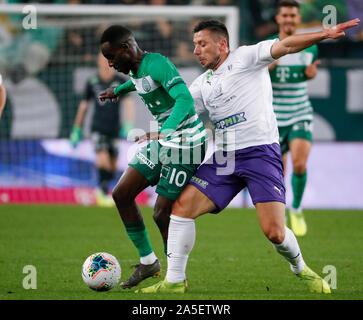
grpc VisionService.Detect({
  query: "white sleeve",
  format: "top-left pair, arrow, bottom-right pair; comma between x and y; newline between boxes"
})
189,77 -> 206,115
236,39 -> 278,69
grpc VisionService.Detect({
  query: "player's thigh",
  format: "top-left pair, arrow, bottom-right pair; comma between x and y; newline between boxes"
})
113,166 -> 150,202
288,121 -> 312,165
255,201 -> 286,243
172,184 -> 216,219
289,138 -> 312,172
115,140 -> 158,198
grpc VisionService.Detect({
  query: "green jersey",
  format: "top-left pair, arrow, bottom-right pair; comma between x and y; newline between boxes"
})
268,34 -> 318,127
114,52 -> 207,149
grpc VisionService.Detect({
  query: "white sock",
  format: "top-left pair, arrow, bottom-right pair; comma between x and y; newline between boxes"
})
273,226 -> 305,274
140,252 -> 157,265
166,214 -> 195,283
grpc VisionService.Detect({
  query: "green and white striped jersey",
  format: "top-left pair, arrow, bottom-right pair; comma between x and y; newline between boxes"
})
129,53 -> 207,149
268,35 -> 318,127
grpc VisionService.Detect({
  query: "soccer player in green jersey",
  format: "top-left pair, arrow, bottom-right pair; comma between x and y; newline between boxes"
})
269,0 -> 321,236
98,25 -> 207,289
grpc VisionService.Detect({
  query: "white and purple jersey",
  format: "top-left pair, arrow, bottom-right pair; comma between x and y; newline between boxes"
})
189,39 -> 279,151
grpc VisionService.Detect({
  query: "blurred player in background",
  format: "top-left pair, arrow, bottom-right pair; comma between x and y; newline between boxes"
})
138,18 -> 360,294
269,0 -> 320,236
70,52 -> 135,207
98,25 -> 207,289
0,74 -> 6,119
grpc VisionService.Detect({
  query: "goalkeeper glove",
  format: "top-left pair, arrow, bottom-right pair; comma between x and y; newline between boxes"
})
119,121 -> 133,140
70,125 -> 82,148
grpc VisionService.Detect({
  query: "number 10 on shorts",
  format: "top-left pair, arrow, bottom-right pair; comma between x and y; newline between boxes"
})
169,168 -> 187,187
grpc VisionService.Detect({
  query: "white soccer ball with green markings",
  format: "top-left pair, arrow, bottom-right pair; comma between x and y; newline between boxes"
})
82,252 -> 121,291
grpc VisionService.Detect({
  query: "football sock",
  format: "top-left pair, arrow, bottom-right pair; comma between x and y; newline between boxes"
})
291,171 -> 307,210
166,214 -> 195,283
98,168 -> 114,195
273,226 -> 305,274
124,221 -> 156,264
140,252 -> 158,265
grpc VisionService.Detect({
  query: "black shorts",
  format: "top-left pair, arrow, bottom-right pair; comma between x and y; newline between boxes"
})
91,132 -> 119,158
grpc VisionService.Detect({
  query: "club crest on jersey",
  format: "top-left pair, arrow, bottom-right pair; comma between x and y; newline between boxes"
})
142,78 -> 151,93
215,112 -> 247,130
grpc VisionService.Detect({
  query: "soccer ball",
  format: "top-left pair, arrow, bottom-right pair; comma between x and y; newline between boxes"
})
82,252 -> 121,291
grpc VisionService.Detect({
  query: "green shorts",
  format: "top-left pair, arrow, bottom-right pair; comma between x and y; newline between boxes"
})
278,120 -> 313,155
129,140 -> 207,201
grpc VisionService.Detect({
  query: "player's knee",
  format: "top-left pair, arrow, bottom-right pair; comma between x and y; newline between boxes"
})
292,159 -> 307,175
265,226 -> 285,244
171,196 -> 190,218
153,204 -> 171,225
111,183 -> 132,207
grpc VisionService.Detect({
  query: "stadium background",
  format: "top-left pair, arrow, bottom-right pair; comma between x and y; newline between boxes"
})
0,0 -> 362,209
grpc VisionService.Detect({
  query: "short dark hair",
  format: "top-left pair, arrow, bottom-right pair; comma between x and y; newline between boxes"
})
277,0 -> 300,12
193,20 -> 229,47
100,25 -> 133,45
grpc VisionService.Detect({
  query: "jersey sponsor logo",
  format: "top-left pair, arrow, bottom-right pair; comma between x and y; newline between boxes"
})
215,112 -> 247,130
276,67 -> 290,83
191,176 -> 208,189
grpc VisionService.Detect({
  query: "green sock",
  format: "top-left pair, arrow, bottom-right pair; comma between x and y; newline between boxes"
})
292,172 -> 307,209
124,221 -> 153,258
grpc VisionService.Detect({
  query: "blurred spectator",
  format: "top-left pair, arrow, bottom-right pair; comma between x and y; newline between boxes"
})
0,12 -> 63,83
247,0 -> 279,41
173,19 -> 200,65
168,0 -> 191,4
139,19 -> 176,59
205,0 -> 236,5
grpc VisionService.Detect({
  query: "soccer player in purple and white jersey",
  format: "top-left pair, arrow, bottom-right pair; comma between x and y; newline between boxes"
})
137,18 -> 360,294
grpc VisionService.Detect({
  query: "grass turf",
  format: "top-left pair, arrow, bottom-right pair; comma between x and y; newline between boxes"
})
1,204 -> 362,300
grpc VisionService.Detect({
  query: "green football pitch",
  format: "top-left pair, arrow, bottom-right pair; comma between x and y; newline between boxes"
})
1,204 -> 362,300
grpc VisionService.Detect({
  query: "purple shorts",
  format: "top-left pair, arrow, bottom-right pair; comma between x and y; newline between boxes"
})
189,143 -> 286,213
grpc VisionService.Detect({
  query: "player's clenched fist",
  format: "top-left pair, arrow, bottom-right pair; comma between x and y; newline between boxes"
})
98,87 -> 119,102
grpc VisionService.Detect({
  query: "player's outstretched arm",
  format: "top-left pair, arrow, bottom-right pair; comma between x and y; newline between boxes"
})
271,18 -> 360,60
